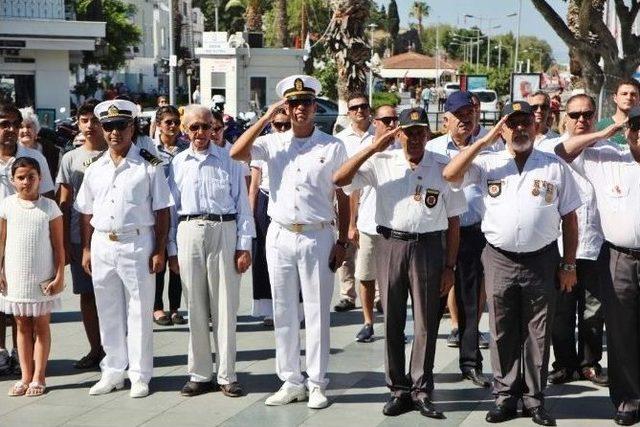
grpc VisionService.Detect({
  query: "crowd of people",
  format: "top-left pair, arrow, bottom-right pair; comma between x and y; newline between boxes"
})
0,74 -> 639,426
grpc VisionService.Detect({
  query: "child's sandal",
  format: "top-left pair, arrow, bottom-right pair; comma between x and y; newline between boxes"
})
25,382 -> 46,397
8,381 -> 28,396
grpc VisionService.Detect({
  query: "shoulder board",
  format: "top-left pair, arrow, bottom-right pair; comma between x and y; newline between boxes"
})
82,151 -> 105,168
139,148 -> 163,166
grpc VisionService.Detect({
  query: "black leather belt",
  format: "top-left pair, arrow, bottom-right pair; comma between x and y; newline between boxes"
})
179,213 -> 237,222
487,242 -> 556,260
377,225 -> 439,242
607,241 -> 640,260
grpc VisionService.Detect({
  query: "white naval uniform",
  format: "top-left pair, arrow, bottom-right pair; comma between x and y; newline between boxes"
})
167,143 -> 255,385
75,145 -> 172,385
251,128 -> 348,390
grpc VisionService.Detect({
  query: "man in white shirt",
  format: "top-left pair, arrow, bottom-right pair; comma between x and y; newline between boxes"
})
334,94 -> 375,316
536,94 -> 608,388
230,75 -> 350,409
334,107 -> 465,419
557,106 -> 640,426
167,105 -> 254,398
443,101 -> 581,426
528,91 -> 559,145
75,99 -> 172,398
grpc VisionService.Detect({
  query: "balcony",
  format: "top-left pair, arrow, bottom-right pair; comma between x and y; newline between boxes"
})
1,0 -> 65,20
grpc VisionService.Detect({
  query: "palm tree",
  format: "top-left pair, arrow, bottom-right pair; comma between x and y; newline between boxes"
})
409,1 -> 430,36
324,0 -> 372,112
225,0 -> 263,32
274,0 -> 288,47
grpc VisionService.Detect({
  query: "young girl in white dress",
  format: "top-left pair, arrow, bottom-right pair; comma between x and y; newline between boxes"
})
0,157 -> 65,396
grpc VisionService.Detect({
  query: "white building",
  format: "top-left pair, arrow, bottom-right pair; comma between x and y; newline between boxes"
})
196,33 -> 305,117
0,0 -> 105,120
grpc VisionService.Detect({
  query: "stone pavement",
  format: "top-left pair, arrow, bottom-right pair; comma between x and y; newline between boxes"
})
0,268 -> 615,426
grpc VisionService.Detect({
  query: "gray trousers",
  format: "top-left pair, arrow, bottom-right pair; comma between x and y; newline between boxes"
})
602,246 -> 640,412
482,243 -> 559,409
375,231 -> 443,400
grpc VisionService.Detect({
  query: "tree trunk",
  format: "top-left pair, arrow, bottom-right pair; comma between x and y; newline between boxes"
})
274,0 -> 288,47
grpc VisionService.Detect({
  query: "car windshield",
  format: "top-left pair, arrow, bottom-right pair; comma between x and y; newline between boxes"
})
473,91 -> 497,102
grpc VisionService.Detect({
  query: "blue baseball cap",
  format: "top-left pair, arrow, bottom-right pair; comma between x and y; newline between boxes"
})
444,91 -> 474,113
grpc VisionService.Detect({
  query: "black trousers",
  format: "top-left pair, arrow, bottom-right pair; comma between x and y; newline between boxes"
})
602,246 -> 640,412
252,189 -> 272,301
154,254 -> 182,312
551,251 -> 605,371
455,224 -> 486,372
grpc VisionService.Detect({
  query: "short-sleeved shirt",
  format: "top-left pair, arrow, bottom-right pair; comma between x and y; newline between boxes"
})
463,148 -> 582,252
74,145 -> 173,232
250,158 -> 270,192
0,144 -> 55,199
596,117 -> 626,145
251,128 -> 349,225
344,149 -> 467,234
537,134 -> 604,260
572,141 -> 640,248
56,146 -> 104,244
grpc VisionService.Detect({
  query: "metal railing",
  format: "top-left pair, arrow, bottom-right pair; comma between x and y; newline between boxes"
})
1,0 -> 65,19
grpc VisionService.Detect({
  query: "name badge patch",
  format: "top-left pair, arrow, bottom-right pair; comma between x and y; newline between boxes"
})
425,188 -> 440,208
487,180 -> 502,198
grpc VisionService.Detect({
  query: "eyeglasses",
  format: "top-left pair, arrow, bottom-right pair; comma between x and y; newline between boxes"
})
272,121 -> 291,130
531,104 -> 550,111
287,99 -> 314,108
162,119 -> 180,126
188,123 -> 212,132
0,119 -> 22,130
566,110 -> 595,120
102,121 -> 131,132
376,116 -> 399,126
348,103 -> 370,112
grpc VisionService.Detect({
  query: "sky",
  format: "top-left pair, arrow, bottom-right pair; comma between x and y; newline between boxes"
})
380,0 -> 570,63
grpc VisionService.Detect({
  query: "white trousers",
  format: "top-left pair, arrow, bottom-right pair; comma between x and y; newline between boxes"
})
177,220 -> 240,384
266,223 -> 335,389
91,229 -> 155,384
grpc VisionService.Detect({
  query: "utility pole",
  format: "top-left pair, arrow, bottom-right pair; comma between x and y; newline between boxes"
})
513,0 -> 522,72
168,0 -> 175,104
435,23 -> 440,87
498,39 -> 502,69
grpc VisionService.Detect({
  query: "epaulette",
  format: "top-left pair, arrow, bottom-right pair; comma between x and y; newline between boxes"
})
139,148 -> 163,166
82,151 -> 105,167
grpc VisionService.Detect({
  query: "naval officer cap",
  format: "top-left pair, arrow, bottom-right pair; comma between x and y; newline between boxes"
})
94,99 -> 138,124
501,101 -> 533,118
276,75 -> 322,101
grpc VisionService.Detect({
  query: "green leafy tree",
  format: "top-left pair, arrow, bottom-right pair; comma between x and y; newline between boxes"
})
263,0 -> 331,48
387,0 -> 400,53
314,60 -> 338,101
368,2 -> 387,31
409,1 -> 430,36
72,0 -> 141,71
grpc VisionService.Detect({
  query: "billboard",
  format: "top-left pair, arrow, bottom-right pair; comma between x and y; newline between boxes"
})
511,73 -> 542,102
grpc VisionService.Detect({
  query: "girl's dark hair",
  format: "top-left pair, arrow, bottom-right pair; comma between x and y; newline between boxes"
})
156,105 -> 181,123
11,157 -> 41,177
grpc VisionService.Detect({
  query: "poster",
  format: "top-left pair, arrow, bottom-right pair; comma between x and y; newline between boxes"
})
466,75 -> 488,91
511,73 -> 542,102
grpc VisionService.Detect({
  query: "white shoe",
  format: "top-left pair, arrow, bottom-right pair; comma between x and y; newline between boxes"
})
89,378 -> 124,395
264,385 -> 307,406
129,382 -> 149,398
307,386 -> 328,409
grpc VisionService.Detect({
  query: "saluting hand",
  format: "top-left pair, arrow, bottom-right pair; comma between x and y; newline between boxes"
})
477,115 -> 508,148
372,127 -> 398,152
557,269 -> 577,293
265,99 -> 288,120
602,119 -> 627,139
440,268 -> 455,297
235,250 -> 252,273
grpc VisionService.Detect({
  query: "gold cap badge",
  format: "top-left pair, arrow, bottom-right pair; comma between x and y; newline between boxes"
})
107,105 -> 120,117
294,78 -> 304,91
513,103 -> 521,111
410,111 -> 420,121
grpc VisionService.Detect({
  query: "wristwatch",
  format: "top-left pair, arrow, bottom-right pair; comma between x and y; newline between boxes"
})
444,264 -> 457,271
336,240 -> 350,249
559,262 -> 577,272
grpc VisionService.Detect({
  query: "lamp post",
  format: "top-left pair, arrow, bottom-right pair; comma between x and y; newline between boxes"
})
486,25 -> 501,68
168,0 -> 175,105
368,23 -> 377,106
513,0 -> 522,72
213,0 -> 220,32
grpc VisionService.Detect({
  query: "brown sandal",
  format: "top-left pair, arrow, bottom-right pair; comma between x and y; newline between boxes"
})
8,381 -> 28,396
25,382 -> 46,397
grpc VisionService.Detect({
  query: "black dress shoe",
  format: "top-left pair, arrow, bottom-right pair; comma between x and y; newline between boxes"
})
486,405 -> 517,423
462,368 -> 491,388
530,406 -> 556,426
382,395 -> 413,416
614,410 -> 639,426
334,299 -> 355,312
547,367 -> 577,384
220,381 -> 243,397
413,398 -> 445,419
180,380 -> 212,396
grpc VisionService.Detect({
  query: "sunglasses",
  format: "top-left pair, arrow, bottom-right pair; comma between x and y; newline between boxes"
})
376,116 -> 399,126
102,121 -> 131,132
272,121 -> 291,130
188,123 -> 213,132
348,103 -> 370,112
566,110 -> 595,120
531,104 -> 550,111
162,119 -> 180,126
0,119 -> 22,130
506,117 -> 533,128
287,99 -> 314,108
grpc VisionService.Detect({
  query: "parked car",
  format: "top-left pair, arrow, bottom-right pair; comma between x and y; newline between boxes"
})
444,82 -> 460,98
471,89 -> 499,123
315,98 -> 341,134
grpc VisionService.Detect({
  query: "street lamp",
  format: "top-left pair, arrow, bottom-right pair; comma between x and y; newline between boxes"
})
213,0 -> 221,32
168,0 -> 175,105
367,23 -> 377,106
513,0 -> 522,72
486,25 -> 501,68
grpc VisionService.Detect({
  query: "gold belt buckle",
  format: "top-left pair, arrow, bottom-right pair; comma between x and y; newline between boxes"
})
291,224 -> 303,233
108,231 -> 119,241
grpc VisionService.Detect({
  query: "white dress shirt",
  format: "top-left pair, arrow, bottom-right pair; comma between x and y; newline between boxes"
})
427,128 -> 504,227
463,149 -> 582,253
537,134 -> 604,260
571,141 -> 640,249
0,144 -> 54,199
335,123 -> 375,158
345,149 -> 467,233
251,128 -> 348,225
167,143 -> 255,253
249,158 -> 270,192
75,145 -> 173,232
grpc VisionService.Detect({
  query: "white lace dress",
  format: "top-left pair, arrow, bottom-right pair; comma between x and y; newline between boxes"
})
0,195 -> 63,316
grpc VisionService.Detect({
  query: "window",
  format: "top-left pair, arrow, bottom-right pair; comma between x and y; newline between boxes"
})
211,72 -> 226,100
249,77 -> 266,110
